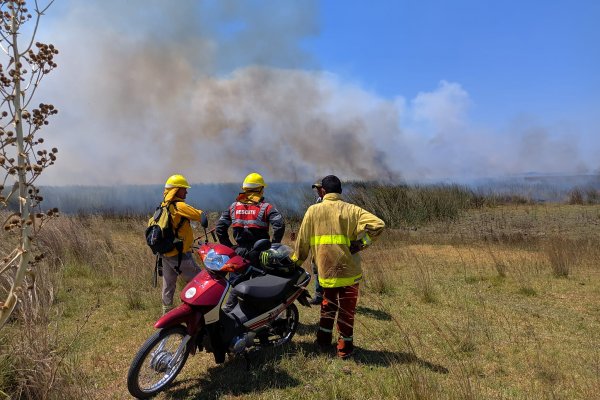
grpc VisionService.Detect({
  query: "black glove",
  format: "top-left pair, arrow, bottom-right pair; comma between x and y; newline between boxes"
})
349,240 -> 363,254
234,246 -> 250,258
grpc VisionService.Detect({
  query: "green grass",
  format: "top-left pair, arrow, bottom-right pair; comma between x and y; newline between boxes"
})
1,205 -> 600,399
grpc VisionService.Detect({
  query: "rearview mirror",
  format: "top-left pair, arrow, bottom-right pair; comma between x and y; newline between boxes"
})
200,213 -> 208,229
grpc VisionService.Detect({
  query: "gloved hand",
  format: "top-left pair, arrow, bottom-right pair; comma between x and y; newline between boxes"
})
349,240 -> 364,254
234,246 -> 250,258
289,252 -> 304,268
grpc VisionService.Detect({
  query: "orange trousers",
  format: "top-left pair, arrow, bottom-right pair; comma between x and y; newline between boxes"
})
316,284 -> 359,345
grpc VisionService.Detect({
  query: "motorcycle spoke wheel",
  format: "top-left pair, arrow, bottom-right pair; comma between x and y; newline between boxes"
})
270,303 -> 299,346
127,325 -> 190,399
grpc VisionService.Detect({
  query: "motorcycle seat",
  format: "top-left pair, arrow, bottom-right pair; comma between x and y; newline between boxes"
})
234,273 -> 298,301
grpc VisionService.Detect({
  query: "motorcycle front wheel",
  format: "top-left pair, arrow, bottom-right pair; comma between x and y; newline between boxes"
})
127,325 -> 191,399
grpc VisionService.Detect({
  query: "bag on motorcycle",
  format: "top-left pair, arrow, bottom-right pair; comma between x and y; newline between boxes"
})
145,203 -> 185,255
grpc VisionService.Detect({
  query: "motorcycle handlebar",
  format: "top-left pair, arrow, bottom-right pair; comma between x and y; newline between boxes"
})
246,265 -> 266,277
194,227 -> 216,244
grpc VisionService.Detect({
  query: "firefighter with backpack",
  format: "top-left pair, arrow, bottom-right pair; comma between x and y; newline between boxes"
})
147,174 -> 208,314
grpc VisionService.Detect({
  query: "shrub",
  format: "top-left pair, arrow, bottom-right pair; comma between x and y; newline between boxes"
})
568,189 -> 584,205
363,263 -> 395,295
544,237 -> 578,277
346,182 -> 475,228
586,189 -> 600,204
0,262 -> 87,399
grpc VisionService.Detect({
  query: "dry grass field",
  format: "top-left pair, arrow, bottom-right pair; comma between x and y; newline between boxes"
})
1,203 -> 600,399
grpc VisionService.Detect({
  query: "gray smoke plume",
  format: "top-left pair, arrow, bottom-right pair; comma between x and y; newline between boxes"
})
29,0 -> 595,186
35,0 -> 407,185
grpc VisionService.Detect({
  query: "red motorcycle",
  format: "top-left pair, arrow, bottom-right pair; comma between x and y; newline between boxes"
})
127,234 -> 311,399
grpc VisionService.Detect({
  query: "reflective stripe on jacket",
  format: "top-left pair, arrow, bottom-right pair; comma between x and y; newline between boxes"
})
161,188 -> 204,257
230,202 -> 270,229
294,193 -> 385,288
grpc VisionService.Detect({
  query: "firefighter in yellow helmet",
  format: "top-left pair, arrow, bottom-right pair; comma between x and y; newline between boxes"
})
159,174 -> 207,314
216,173 -> 285,311
216,173 -> 285,254
294,175 -> 385,359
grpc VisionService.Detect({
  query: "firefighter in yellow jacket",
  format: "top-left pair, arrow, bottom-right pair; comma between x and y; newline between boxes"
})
160,174 -> 207,314
294,175 -> 385,358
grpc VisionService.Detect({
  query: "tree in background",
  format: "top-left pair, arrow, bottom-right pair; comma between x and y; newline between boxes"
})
0,0 -> 58,329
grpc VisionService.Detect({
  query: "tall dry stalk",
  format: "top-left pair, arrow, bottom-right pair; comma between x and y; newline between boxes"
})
410,251 -> 437,304
0,257 -> 92,399
364,262 -> 395,295
486,244 -> 507,278
0,0 -> 59,329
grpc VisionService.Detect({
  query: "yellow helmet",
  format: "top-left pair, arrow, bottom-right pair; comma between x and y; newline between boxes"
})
242,172 -> 267,189
165,174 -> 191,189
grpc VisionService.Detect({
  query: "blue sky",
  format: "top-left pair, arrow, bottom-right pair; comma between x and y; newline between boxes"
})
32,0 -> 600,184
307,1 -> 599,127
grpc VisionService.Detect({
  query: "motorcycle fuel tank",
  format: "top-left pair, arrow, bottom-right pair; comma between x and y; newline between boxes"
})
181,269 -> 228,307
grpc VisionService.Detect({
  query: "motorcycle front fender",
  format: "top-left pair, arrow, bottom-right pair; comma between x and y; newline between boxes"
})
154,303 -> 203,335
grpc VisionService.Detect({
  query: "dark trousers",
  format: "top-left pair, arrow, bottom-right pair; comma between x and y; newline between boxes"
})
316,284 -> 359,345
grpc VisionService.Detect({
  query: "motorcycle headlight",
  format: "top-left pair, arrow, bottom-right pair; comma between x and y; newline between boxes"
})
203,249 -> 230,271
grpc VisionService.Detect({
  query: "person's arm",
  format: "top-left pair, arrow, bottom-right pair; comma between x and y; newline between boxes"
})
267,205 -> 285,243
293,208 -> 312,265
352,207 -> 385,251
175,202 -> 203,221
215,206 -> 234,247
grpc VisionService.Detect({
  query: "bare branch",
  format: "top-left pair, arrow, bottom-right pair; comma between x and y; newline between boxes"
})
21,0 -> 45,55
22,74 -> 42,108
0,247 -> 22,275
0,29 -> 11,48
1,180 -> 18,204
36,0 -> 55,15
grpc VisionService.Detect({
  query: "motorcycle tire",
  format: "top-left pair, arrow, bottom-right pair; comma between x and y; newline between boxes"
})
271,303 -> 299,346
127,325 -> 191,399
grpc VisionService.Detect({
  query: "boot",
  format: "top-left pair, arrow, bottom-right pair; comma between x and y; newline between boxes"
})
162,303 -> 174,314
337,337 -> 354,359
315,328 -> 333,353
309,294 -> 323,305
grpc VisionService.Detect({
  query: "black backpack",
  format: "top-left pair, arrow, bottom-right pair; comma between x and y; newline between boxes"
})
145,202 -> 186,255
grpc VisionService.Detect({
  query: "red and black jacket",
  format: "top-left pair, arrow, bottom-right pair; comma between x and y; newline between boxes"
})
216,199 -> 285,250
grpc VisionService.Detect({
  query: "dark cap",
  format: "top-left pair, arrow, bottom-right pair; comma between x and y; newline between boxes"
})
311,181 -> 322,189
321,175 -> 342,194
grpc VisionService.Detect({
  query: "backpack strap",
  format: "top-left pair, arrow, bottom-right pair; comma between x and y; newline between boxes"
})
170,202 -> 188,238
168,201 -> 188,274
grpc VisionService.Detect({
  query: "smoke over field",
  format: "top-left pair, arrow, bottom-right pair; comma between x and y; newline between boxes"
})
30,1 -> 598,186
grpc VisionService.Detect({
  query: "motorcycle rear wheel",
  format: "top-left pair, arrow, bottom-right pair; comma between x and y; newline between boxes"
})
127,325 -> 191,399
270,303 -> 299,346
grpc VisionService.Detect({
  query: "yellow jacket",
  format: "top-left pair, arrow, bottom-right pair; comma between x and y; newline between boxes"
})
162,188 -> 204,257
294,193 -> 385,288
